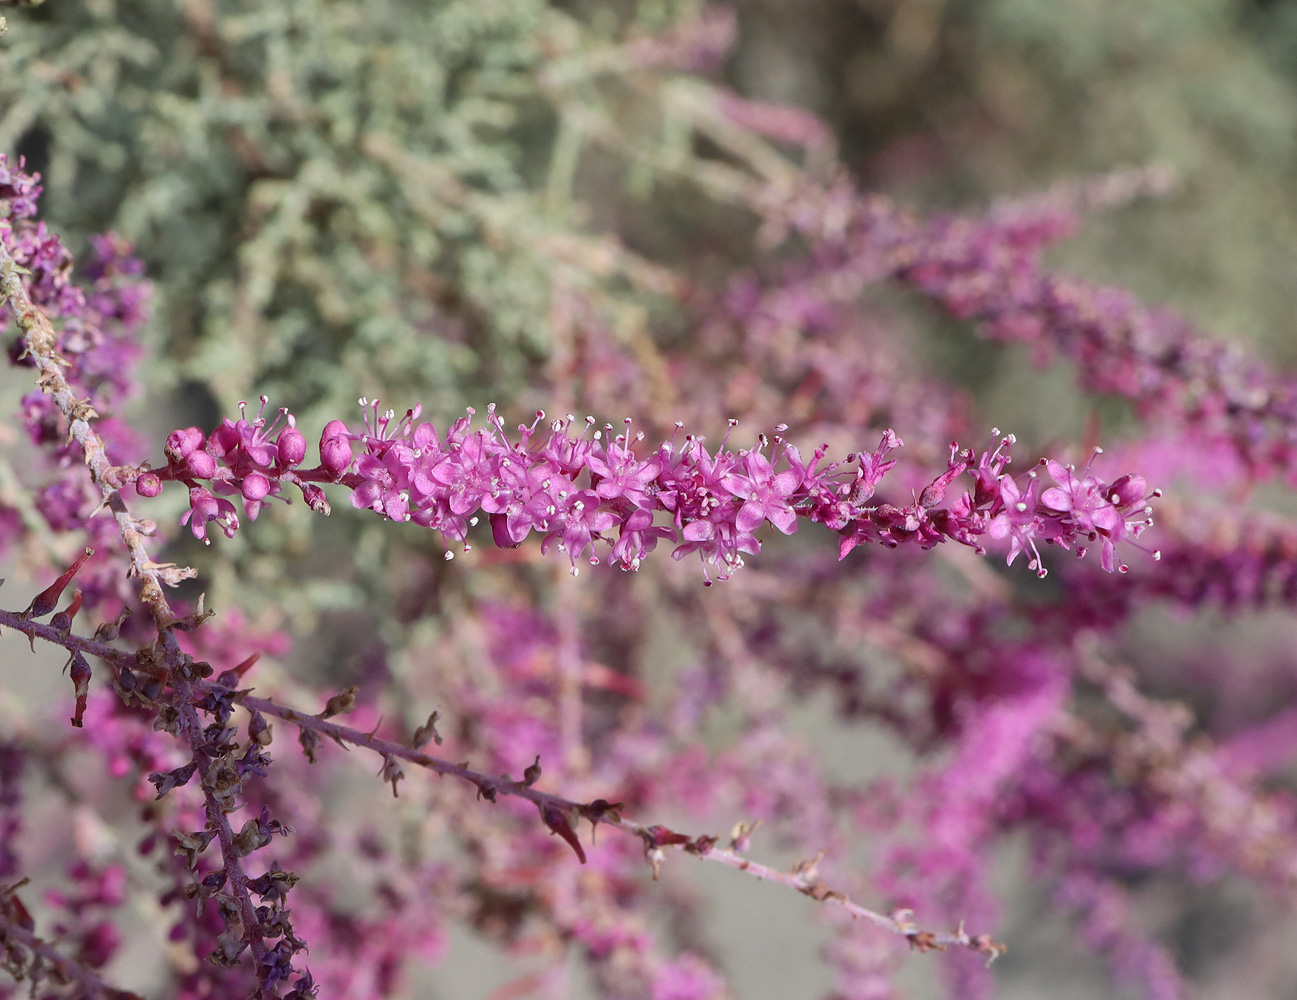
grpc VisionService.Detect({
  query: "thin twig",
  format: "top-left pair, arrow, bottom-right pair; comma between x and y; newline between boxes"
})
238,689 -> 1005,962
0,906 -> 136,999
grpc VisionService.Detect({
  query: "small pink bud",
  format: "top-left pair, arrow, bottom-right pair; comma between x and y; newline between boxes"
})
135,471 -> 163,497
207,421 -> 241,458
241,472 -> 271,501
320,420 -> 353,478
184,450 -> 217,479
1107,474 -> 1147,508
164,427 -> 204,462
490,512 -> 523,548
277,427 -> 307,467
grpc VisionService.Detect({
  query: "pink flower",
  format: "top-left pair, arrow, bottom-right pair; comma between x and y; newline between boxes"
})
611,508 -> 676,570
1040,458 -> 1123,537
588,436 -> 664,508
720,441 -> 802,534
537,487 -> 622,571
988,476 -> 1048,576
180,486 -> 239,542
1039,456 -> 1154,572
350,443 -> 415,521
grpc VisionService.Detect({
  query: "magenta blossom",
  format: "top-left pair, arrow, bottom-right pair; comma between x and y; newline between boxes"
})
180,486 -> 239,542
720,437 -> 802,534
988,476 -> 1050,577
1039,453 -> 1158,572
155,400 -> 1158,582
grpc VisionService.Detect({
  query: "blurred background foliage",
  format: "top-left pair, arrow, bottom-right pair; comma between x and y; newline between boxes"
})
3,1 -> 1297,995
733,0 -> 1297,353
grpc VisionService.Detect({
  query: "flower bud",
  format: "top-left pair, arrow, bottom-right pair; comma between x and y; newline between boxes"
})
135,471 -> 163,497
183,450 -> 217,479
277,427 -> 307,468
319,420 -> 353,478
1107,474 -> 1147,509
164,427 -> 204,462
207,420 -> 242,459
241,472 -> 271,501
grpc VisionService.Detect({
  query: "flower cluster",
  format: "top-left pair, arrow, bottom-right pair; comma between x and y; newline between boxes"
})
155,399 -> 1158,583
141,398 -> 324,544
0,153 -> 152,615
1,158 -> 148,432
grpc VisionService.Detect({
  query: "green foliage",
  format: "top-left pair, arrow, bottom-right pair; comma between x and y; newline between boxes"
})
0,0 -> 689,423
